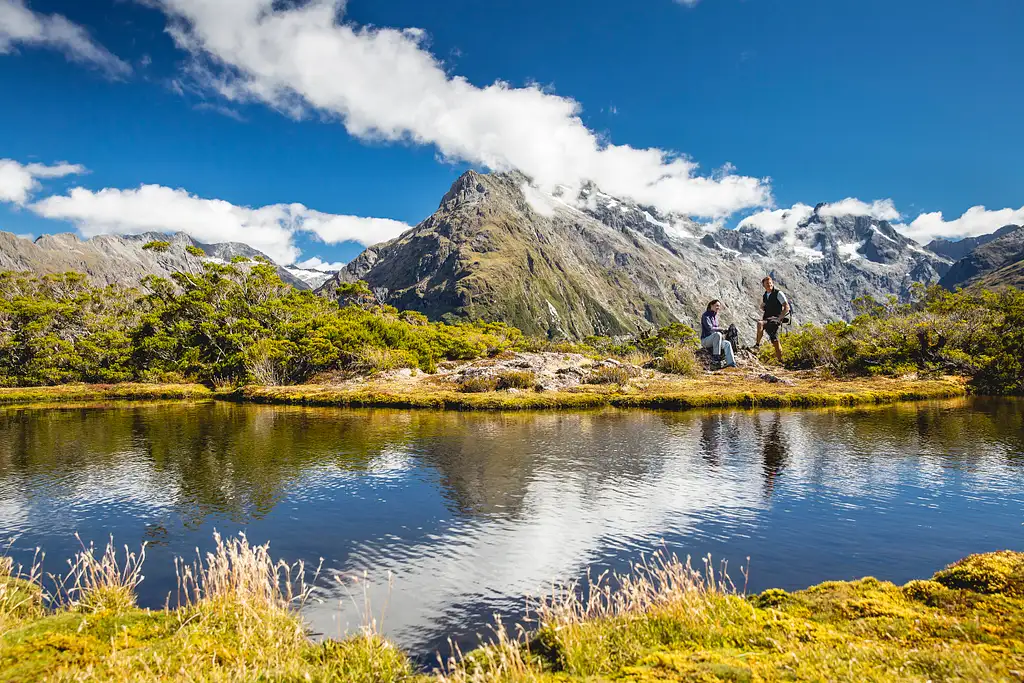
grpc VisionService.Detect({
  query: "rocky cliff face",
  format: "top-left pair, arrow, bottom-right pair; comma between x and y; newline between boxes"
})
0,231 -> 311,290
318,171 -> 951,339
939,225 -> 1024,290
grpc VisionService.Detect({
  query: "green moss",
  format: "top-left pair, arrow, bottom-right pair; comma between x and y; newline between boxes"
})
932,550 -> 1024,597
749,587 -> 791,609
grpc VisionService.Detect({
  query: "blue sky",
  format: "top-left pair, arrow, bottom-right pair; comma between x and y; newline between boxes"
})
1,0 -> 1022,267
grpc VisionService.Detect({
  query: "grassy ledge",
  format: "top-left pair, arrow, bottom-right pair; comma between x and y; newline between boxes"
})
225,374 -> 967,411
0,375 -> 966,411
1,538 -> 1022,681
0,383 -> 213,405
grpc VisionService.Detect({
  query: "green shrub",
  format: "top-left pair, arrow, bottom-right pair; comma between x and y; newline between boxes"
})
185,245 -> 206,258
0,266 -> 523,388
757,286 -> 1024,394
496,370 -> 536,390
141,240 -> 170,252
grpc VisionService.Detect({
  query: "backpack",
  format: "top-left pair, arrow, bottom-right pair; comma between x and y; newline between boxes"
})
725,324 -> 740,349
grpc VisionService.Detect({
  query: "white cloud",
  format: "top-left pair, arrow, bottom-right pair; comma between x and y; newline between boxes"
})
295,256 -> 344,272
737,203 -> 813,236
30,184 -> 411,265
0,158 -> 86,205
740,198 -> 1024,247
0,0 -> 131,77
739,198 -> 901,240
152,0 -> 769,219
818,198 -> 900,222
298,210 -> 410,247
896,205 -> 1024,244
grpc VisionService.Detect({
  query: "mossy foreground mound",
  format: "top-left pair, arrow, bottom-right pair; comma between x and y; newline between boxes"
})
2,544 -> 1022,682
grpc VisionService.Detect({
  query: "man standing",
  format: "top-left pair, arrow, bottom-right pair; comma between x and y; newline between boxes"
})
755,276 -> 790,363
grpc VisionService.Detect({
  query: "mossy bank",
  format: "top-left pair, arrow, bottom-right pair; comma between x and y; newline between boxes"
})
227,374 -> 966,411
1,540 -> 1022,682
0,383 -> 212,405
0,373 -> 966,412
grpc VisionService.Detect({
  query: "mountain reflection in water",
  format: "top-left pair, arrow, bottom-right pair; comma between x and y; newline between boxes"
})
0,398 -> 1021,660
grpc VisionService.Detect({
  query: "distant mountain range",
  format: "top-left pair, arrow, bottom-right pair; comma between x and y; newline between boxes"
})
0,231 -> 329,291
937,224 -> 1024,290
2,173 -> 1020,338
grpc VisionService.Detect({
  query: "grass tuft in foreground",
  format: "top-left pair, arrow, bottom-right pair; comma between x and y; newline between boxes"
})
1,537 -> 1022,682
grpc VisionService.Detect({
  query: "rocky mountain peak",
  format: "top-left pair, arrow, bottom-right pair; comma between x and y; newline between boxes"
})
317,170 -> 956,339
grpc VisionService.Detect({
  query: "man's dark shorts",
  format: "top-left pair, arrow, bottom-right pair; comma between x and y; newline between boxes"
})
763,320 -> 781,342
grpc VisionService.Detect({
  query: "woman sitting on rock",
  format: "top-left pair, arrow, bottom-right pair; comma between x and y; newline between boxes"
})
700,300 -> 737,369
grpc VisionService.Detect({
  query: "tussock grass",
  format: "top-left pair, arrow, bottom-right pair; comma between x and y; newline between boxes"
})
0,544 -> 45,631
458,376 -> 499,393
656,345 -> 701,376
495,370 -> 536,391
583,365 -> 634,385
60,535 -> 145,614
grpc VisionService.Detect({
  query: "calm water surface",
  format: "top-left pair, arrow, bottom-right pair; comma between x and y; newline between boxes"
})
1,398 -> 1022,661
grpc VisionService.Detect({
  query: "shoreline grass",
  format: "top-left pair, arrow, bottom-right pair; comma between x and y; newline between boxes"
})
226,375 -> 966,411
2,535 -> 1021,681
0,376 -> 967,412
0,383 -> 212,405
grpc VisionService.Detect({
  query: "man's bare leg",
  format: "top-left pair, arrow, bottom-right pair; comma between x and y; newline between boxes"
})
772,339 -> 783,363
755,321 -> 765,346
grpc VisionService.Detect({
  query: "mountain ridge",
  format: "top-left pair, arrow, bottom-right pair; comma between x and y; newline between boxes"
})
317,171 -> 952,339
0,231 -> 314,290
939,225 -> 1024,290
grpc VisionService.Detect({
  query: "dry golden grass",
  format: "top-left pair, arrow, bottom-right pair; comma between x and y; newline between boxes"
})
58,535 -> 146,614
